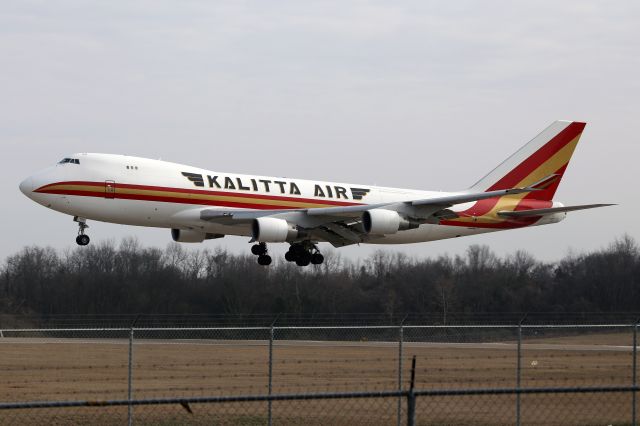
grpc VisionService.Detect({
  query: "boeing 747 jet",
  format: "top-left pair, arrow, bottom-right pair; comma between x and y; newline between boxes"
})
19,121 -> 612,266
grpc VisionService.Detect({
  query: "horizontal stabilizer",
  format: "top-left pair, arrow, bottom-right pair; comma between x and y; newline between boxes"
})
497,204 -> 615,218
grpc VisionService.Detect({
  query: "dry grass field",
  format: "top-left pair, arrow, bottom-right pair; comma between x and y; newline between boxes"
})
0,330 -> 636,425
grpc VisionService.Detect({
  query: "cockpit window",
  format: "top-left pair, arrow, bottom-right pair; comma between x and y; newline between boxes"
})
59,158 -> 80,165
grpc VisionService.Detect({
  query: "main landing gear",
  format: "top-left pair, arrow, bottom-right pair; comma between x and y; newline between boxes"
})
285,242 -> 324,266
250,241 -> 325,266
74,216 -> 90,246
251,242 -> 272,266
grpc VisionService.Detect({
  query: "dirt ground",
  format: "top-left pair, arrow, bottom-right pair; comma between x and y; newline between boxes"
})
0,331 -> 636,425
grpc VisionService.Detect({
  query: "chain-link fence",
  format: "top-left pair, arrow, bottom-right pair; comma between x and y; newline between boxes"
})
1,317 -> 638,424
0,384 -> 636,425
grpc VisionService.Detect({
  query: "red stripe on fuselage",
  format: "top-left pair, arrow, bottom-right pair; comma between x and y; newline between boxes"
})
35,181 -> 363,209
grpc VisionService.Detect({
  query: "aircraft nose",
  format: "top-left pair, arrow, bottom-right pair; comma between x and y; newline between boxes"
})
19,177 -> 33,196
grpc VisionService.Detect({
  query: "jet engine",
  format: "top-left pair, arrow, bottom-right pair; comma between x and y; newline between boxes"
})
362,209 -> 419,234
171,229 -> 224,243
252,217 -> 298,242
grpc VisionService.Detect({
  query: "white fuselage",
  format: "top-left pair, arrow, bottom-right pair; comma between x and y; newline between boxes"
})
20,153 -> 566,246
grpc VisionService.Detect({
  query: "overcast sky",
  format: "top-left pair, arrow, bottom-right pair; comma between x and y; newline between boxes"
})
1,0 -> 638,262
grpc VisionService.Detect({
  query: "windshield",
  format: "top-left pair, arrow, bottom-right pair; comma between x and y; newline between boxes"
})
58,158 -> 80,165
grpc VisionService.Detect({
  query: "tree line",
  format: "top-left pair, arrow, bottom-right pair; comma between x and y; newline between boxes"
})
0,236 -> 638,317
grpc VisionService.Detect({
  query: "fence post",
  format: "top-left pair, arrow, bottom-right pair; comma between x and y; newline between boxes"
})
397,315 -> 407,426
406,355 -> 416,426
128,315 -> 139,426
516,315 -> 526,426
633,320 -> 638,426
268,314 -> 279,426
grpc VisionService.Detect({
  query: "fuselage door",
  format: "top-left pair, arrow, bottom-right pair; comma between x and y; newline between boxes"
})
105,180 -> 116,199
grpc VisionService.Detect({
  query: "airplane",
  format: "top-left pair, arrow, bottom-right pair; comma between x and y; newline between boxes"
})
19,120 -> 613,266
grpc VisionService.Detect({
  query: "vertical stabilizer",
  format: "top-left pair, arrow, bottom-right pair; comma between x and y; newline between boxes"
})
469,121 -> 586,201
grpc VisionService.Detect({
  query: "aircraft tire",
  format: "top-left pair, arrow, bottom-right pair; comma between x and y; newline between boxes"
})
76,235 -> 90,246
295,252 -> 311,266
295,258 -> 310,266
251,244 -> 267,256
311,253 -> 324,265
258,254 -> 272,266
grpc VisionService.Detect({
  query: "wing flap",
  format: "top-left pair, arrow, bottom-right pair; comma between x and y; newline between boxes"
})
323,223 -> 363,243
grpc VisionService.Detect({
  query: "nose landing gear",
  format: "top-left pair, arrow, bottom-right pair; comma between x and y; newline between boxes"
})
251,242 -> 272,266
285,242 -> 324,266
74,216 -> 90,246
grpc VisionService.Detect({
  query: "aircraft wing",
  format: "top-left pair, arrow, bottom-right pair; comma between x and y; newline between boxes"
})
197,187 -> 615,247
199,187 -> 536,222
497,204 -> 616,218
198,187 -> 540,247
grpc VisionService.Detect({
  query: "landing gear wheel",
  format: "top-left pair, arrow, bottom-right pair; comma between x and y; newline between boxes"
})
295,258 -> 310,267
251,242 -> 271,266
286,243 -> 305,263
311,253 -> 324,265
288,242 -> 323,266
74,217 -> 90,246
251,243 -> 267,256
76,234 -> 90,246
295,252 -> 311,266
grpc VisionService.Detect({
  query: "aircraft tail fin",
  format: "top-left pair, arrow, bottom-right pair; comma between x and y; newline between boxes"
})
469,121 -> 586,201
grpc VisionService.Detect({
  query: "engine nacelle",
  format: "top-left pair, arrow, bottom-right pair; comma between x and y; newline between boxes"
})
252,217 -> 298,242
362,209 -> 419,235
171,229 -> 224,243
